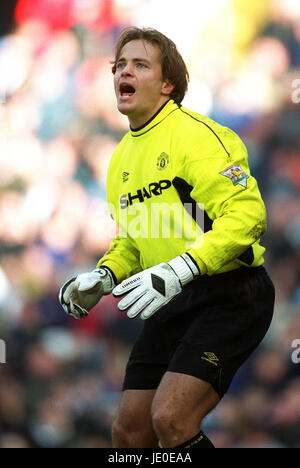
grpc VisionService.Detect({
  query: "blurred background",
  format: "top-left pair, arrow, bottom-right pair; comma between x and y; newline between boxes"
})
0,0 -> 299,448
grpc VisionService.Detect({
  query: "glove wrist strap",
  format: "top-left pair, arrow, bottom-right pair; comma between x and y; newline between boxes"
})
181,253 -> 200,277
168,254 -> 199,286
93,267 -> 116,293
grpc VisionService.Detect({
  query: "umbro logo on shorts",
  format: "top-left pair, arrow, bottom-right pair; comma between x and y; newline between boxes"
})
201,352 -> 219,367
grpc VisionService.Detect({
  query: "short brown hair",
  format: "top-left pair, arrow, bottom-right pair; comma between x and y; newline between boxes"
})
111,27 -> 189,104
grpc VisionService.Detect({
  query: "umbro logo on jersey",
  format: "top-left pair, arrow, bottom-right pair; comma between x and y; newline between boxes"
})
201,352 -> 219,367
120,179 -> 172,209
122,172 -> 130,183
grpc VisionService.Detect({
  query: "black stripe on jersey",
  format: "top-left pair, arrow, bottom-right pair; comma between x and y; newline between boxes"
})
172,176 -> 254,265
237,247 -> 255,265
178,107 -> 230,157
172,177 -> 213,233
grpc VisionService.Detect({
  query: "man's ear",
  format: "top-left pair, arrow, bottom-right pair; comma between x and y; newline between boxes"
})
161,80 -> 175,97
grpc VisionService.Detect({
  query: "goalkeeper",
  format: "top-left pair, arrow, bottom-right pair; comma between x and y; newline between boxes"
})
59,27 -> 275,449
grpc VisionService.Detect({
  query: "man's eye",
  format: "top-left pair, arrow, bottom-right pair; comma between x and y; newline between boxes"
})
137,63 -> 146,68
116,62 -> 125,69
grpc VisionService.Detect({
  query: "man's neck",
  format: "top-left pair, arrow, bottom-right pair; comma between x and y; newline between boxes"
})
129,98 -> 170,130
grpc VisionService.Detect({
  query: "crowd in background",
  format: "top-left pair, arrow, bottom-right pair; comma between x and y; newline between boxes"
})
0,0 -> 299,448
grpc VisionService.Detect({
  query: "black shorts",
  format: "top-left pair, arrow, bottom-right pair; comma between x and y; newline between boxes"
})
122,266 -> 275,398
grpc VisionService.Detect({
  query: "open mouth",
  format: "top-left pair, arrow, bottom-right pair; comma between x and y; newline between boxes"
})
119,83 -> 136,98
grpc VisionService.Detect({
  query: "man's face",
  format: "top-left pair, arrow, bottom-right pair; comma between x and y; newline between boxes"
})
113,39 -> 173,128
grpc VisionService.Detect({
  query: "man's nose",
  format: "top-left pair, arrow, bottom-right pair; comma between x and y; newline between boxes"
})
121,63 -> 134,76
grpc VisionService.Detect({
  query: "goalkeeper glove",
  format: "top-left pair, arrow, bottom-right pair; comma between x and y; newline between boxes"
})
113,253 -> 199,320
59,267 -> 115,319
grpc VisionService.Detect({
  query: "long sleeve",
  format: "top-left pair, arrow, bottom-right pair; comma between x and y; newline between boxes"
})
175,123 -> 266,275
97,234 -> 142,284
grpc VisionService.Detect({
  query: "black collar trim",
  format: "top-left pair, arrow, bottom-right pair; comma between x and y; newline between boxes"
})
130,99 -> 171,133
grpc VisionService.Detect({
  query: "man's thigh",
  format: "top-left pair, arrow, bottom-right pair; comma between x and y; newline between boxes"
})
151,371 -> 220,426
113,389 -> 158,447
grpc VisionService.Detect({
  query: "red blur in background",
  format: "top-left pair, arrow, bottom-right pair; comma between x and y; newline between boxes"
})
15,0 -> 116,32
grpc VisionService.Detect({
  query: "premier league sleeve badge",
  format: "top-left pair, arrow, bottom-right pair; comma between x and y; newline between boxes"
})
220,164 -> 249,188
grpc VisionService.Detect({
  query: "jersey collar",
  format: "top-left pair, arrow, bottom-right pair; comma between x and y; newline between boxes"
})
130,99 -> 180,137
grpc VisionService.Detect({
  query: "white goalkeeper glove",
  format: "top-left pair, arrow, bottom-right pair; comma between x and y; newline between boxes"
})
59,267 -> 116,319
113,254 -> 199,320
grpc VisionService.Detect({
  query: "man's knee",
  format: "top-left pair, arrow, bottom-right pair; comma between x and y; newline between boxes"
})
112,409 -> 158,448
152,406 -> 200,446
111,416 -> 131,446
112,408 -> 140,441
151,372 -> 220,446
152,408 -> 174,438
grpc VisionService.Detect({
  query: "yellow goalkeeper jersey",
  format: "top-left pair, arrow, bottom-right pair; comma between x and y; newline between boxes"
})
98,99 -> 267,283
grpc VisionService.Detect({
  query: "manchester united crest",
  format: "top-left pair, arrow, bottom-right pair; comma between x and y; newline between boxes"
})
157,152 -> 169,171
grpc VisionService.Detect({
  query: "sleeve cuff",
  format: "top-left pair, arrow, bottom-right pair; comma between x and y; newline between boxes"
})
186,251 -> 208,275
96,259 -> 130,284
